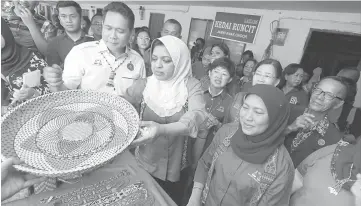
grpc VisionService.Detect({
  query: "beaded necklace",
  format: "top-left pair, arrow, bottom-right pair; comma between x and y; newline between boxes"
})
328,140 -> 356,195
291,111 -> 329,153
100,51 -> 132,88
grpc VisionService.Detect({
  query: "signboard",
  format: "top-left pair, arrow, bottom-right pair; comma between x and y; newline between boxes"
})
210,12 -> 262,44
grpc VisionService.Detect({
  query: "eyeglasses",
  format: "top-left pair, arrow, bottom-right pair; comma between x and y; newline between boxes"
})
312,85 -> 343,101
137,37 -> 150,41
254,72 -> 275,80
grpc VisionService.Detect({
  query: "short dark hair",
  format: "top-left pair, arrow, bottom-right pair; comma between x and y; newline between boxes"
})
341,77 -> 358,104
103,2 -> 135,30
244,58 -> 258,68
242,50 -> 254,58
196,38 -> 205,45
279,63 -> 304,89
91,13 -> 102,23
320,76 -> 349,100
164,19 -> 182,33
134,27 -> 151,53
211,43 -> 230,57
81,16 -> 91,33
254,58 -> 283,79
56,1 -> 82,16
209,57 -> 236,78
135,27 -> 150,40
337,67 -> 360,83
151,39 -> 164,53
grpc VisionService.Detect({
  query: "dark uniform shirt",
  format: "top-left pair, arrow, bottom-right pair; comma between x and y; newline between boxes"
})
192,61 -> 208,81
227,76 -> 252,96
201,89 -> 234,152
284,107 -> 342,167
142,48 -> 152,77
46,32 -> 94,66
203,89 -> 234,124
285,88 -> 310,111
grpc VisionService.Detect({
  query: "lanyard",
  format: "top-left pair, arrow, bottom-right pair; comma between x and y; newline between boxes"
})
100,52 -> 129,87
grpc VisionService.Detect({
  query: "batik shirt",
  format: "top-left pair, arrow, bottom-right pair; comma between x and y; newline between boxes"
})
2,52 -> 50,108
4,8 -> 56,52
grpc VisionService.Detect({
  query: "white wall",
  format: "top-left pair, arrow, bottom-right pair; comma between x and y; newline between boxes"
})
77,2 -> 361,107
79,3 -> 361,67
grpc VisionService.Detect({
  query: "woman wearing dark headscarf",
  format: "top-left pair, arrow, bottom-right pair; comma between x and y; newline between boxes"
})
291,138 -> 361,206
187,84 -> 294,206
1,17 -> 50,113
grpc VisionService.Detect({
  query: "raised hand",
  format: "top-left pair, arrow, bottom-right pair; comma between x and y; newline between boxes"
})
288,113 -> 315,132
12,84 -> 37,102
43,64 -> 64,88
14,6 -> 35,27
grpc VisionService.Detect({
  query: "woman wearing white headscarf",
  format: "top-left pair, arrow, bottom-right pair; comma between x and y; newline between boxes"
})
125,36 -> 207,204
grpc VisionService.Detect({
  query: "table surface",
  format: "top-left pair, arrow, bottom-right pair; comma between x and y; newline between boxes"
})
3,150 -> 177,206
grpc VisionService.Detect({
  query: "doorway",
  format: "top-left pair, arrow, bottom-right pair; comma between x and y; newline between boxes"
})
300,29 -> 361,77
148,13 -> 165,40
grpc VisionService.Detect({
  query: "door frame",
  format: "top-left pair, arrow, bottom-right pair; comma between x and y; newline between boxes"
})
186,18 -> 214,47
148,12 -> 165,40
301,28 -> 361,60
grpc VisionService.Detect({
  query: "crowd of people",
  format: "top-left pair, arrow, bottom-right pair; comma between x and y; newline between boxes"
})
1,1 -> 361,206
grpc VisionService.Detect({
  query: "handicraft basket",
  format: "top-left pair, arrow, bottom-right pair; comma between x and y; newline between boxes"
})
1,90 -> 139,178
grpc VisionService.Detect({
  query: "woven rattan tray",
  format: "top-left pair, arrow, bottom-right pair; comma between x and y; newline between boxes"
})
1,90 -> 139,177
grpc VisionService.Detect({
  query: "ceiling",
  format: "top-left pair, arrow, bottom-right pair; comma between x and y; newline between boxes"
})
45,1 -> 361,13
120,1 -> 361,13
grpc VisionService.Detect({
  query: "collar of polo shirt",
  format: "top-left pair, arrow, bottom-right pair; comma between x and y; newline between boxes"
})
98,39 -> 130,59
62,30 -> 87,40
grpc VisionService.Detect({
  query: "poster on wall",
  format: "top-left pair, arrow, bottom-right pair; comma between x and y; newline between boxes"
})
274,28 -> 289,46
210,12 -> 262,44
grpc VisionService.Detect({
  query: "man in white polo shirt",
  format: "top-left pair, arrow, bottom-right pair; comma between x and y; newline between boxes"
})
44,2 -> 145,96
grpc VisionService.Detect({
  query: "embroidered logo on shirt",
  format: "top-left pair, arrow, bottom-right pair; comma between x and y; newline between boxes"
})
127,61 -> 134,71
93,59 -> 102,66
234,103 -> 241,109
290,96 -> 298,105
248,170 -> 262,184
217,106 -> 224,112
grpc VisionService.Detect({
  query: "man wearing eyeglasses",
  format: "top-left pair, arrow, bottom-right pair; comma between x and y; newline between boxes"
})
284,76 -> 348,168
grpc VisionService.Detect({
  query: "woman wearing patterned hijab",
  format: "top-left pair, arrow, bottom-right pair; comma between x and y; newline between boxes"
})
124,35 -> 207,204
